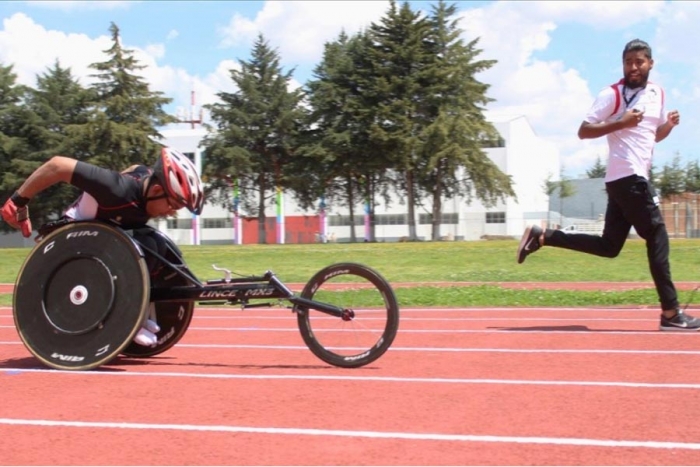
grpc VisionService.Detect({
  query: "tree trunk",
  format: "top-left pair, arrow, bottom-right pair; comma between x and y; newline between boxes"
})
407,169 -> 417,241
258,171 -> 267,244
366,174 -> 376,242
431,164 -> 443,241
346,177 -> 356,243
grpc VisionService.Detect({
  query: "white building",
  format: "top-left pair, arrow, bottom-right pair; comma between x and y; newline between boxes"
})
158,112 -> 559,244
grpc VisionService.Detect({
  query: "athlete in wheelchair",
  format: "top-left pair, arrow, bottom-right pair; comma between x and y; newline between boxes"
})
2,147 -> 203,354
2,148 -> 400,371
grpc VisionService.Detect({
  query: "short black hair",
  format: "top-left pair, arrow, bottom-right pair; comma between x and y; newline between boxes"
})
622,39 -> 652,59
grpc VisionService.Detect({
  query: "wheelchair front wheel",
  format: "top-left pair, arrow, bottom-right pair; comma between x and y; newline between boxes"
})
295,262 -> 399,368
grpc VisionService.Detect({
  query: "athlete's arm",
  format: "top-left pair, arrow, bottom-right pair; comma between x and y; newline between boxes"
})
14,156 -> 77,199
121,165 -> 141,174
655,110 -> 680,143
2,156 -> 77,237
578,109 -> 644,139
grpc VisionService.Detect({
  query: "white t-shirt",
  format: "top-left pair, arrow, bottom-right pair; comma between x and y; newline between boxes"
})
584,80 -> 667,182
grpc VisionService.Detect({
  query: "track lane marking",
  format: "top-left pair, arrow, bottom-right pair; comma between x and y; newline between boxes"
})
2,307 -> 694,313
4,368 -> 700,389
3,341 -> 700,353
0,418 -> 698,450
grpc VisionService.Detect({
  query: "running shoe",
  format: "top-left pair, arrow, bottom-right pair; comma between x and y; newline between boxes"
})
659,310 -> 700,332
133,319 -> 161,346
517,225 -> 543,264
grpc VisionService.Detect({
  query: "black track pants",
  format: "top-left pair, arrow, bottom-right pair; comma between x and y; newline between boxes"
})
544,175 -> 678,311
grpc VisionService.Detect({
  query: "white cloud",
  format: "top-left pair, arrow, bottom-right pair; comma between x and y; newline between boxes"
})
649,3 -> 700,163
218,0 -> 391,63
453,1 -> 688,176
525,1 -> 666,29
457,4 -> 597,175
0,12 -> 235,128
0,13 -> 111,86
130,52 -> 240,123
654,2 -> 700,70
144,43 -> 165,60
2,1 -> 691,177
214,0 -> 613,176
25,0 -> 134,11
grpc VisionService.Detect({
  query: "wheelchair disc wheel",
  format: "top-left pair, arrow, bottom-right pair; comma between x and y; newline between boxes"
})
121,229 -> 195,358
13,221 -> 150,370
121,280 -> 194,357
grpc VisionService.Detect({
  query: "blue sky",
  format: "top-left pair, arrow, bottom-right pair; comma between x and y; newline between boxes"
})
0,1 -> 697,178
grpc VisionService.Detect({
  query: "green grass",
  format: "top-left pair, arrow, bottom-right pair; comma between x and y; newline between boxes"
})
2,238 -> 700,307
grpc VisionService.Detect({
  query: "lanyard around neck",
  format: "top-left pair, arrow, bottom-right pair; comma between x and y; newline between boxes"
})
623,85 -> 644,109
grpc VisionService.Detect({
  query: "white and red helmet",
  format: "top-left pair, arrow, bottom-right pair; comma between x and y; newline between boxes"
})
152,147 -> 204,215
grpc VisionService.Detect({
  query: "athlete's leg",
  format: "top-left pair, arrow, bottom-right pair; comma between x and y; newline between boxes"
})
543,191 -> 630,258
617,177 -> 677,311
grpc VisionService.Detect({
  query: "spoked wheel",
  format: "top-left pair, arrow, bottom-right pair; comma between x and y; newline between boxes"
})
295,262 -> 399,368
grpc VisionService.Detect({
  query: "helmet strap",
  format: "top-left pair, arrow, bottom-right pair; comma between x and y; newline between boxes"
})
144,175 -> 168,203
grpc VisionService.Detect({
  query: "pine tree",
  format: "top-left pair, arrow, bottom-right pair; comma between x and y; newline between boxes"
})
298,31 -> 361,241
301,29 -> 401,242
420,0 -> 514,240
203,34 -> 303,244
367,0 -> 433,241
346,31 -> 396,242
0,66 -> 74,231
656,153 -> 686,198
68,22 -> 175,171
586,155 -> 606,178
0,63 -> 49,232
15,60 -> 96,225
685,160 -> 700,193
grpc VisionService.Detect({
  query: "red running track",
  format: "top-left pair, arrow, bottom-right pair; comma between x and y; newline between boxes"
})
3,281 -> 700,293
2,305 -> 700,465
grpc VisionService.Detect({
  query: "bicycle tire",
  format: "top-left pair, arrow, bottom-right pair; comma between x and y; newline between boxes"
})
296,262 -> 399,368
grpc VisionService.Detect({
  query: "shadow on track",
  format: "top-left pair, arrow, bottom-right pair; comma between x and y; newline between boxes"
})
105,355 -> 366,371
488,325 -> 659,333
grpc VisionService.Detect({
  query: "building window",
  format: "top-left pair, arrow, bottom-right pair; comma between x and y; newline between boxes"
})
419,213 -> 458,225
485,212 -> 505,224
375,214 -> 407,225
203,218 -> 232,229
166,218 -> 193,229
329,215 -> 364,227
330,213 -> 460,226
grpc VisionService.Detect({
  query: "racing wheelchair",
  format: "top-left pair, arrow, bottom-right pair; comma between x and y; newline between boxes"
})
12,220 -> 400,371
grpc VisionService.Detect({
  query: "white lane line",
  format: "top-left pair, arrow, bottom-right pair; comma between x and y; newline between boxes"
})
188,317 -> 660,322
0,418 -> 698,450
186,317 -> 661,321
0,315 -> 663,321
4,341 -> 700,355
0,326 -> 698,335
146,345 -> 700,355
0,307 -> 686,313
3,368 -> 700,390
2,341 -> 700,355
165,327 -> 699,336
3,326 -> 664,334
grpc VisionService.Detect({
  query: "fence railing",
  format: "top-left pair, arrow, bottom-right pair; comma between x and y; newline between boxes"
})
660,194 -> 700,239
